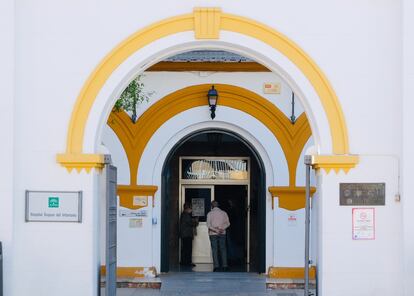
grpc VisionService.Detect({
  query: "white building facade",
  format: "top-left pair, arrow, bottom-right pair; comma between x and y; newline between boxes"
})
0,1 -> 413,296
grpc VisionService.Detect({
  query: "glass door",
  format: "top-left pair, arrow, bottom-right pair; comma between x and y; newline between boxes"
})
181,185 -> 214,263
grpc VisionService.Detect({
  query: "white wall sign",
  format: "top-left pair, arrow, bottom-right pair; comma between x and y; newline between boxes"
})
119,208 -> 148,217
129,218 -> 143,228
133,196 -> 148,207
25,191 -> 82,222
263,82 -> 281,94
352,208 -> 375,240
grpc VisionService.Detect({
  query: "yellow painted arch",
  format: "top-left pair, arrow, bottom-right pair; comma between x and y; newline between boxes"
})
107,84 -> 312,186
57,7 -> 352,171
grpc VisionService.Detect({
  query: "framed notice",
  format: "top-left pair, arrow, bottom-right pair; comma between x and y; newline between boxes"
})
25,191 -> 82,222
192,198 -> 205,217
352,208 -> 375,240
129,218 -> 143,228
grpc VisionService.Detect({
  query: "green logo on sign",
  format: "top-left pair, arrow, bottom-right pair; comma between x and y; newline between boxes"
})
48,197 -> 59,208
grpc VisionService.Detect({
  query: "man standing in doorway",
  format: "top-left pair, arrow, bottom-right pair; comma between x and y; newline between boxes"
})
207,200 -> 230,272
180,202 -> 196,267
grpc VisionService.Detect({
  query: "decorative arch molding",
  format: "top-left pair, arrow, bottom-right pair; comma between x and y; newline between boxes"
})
107,84 -> 311,187
56,7 -> 358,173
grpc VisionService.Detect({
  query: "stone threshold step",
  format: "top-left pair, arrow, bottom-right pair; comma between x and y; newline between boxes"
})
101,277 -> 161,289
266,278 -> 316,290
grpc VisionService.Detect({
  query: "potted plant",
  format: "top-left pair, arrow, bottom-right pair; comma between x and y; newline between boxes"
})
113,75 -> 154,123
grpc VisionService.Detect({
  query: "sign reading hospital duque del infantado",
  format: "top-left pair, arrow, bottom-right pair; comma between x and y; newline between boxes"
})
25,191 -> 82,222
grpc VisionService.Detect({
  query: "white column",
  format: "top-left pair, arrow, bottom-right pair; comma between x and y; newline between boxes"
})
0,1 -> 14,295
318,156 -> 402,296
272,197 -> 279,266
402,1 -> 414,295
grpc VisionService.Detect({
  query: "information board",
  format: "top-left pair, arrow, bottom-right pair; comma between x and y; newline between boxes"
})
25,191 -> 82,222
340,183 -> 385,206
352,208 -> 375,240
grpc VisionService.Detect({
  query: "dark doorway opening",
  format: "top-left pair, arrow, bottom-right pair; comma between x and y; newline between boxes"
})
161,129 -> 266,273
215,185 -> 248,269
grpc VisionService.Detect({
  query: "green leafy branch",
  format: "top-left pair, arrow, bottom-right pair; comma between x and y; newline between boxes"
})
113,75 -> 154,123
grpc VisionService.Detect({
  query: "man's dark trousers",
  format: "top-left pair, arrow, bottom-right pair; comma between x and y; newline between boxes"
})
181,237 -> 193,265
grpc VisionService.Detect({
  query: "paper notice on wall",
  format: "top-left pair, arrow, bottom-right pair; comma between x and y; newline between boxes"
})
129,218 -> 143,228
352,208 -> 375,240
192,198 -> 205,217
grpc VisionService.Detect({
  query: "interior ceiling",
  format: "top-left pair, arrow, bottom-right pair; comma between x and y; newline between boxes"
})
146,50 -> 270,72
164,50 -> 253,63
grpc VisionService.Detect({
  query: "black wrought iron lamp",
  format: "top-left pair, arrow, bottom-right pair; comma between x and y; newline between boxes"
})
207,85 -> 218,120
290,91 -> 296,124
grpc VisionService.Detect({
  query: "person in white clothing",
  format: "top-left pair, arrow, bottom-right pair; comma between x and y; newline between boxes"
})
206,200 -> 230,271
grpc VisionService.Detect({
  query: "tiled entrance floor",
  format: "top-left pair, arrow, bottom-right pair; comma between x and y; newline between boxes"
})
101,272 -> 315,296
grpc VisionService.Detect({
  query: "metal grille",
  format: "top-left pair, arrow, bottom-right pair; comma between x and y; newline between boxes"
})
183,159 -> 248,180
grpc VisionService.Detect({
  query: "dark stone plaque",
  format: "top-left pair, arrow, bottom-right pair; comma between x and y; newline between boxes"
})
340,183 -> 385,206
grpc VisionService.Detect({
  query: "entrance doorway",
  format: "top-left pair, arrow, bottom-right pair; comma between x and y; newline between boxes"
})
161,130 -> 266,273
180,184 -> 249,269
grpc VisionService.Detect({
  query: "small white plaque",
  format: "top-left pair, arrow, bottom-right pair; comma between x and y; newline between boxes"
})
119,208 -> 148,217
25,191 -> 82,222
263,82 -> 281,94
133,196 -> 148,207
352,208 -> 375,240
129,218 -> 143,228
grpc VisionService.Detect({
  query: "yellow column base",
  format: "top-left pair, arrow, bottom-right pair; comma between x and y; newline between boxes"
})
100,266 -> 157,278
268,267 -> 316,280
